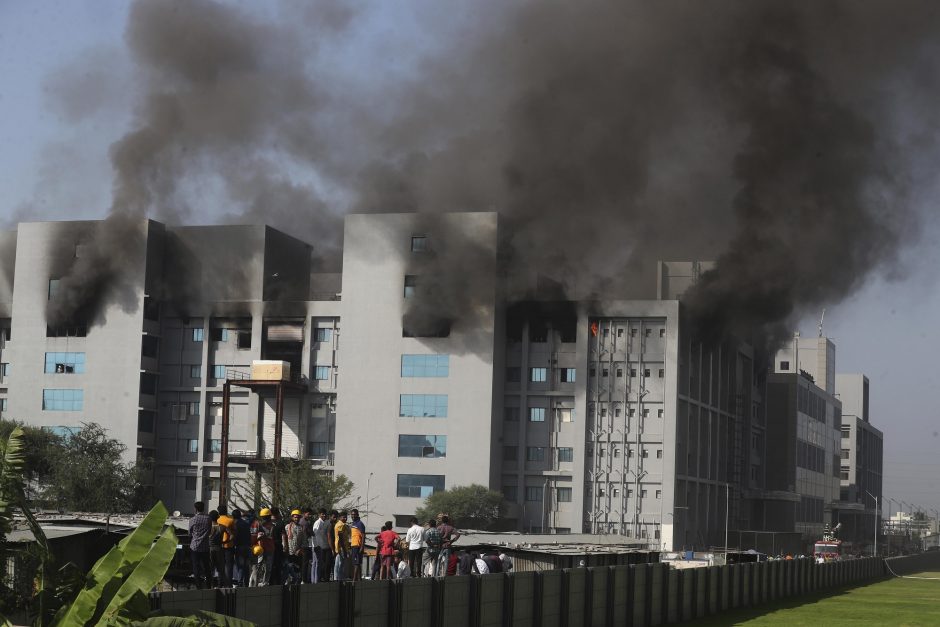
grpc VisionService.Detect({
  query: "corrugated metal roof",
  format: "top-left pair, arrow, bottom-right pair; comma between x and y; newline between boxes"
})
7,526 -> 101,543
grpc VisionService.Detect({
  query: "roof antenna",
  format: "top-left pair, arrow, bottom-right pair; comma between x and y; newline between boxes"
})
818,308 -> 826,338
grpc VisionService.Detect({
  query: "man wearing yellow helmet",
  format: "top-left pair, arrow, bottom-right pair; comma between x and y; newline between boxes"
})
249,508 -> 275,586
283,509 -> 307,584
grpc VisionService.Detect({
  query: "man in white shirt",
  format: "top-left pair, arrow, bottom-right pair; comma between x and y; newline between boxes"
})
405,517 -> 426,577
311,509 -> 332,583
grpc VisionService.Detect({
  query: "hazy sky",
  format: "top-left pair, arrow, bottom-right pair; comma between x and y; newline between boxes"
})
1,1 -> 938,516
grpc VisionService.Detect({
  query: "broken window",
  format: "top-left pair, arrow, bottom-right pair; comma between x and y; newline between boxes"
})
237,331 -> 251,349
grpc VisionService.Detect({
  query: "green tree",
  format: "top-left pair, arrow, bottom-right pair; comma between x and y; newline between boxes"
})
414,484 -> 504,530
229,459 -> 355,513
0,420 -> 63,498
42,423 -> 141,513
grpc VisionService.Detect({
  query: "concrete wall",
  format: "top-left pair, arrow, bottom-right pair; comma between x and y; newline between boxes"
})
151,556 -> 888,625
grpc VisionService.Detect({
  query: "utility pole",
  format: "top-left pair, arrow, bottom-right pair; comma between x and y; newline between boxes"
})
724,483 -> 730,564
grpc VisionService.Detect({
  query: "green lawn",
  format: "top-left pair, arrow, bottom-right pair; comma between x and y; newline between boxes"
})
689,572 -> 940,626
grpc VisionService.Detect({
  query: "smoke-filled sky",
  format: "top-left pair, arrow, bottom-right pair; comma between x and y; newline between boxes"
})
2,0 -> 940,512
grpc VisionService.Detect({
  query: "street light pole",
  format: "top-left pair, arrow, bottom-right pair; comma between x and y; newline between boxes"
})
864,490 -> 878,557
365,472 -> 374,528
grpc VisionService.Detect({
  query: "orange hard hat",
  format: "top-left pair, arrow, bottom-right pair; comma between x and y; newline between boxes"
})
252,544 -> 264,556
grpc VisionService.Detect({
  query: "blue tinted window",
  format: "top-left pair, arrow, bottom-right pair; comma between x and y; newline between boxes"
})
396,474 -> 445,498
44,352 -> 86,374
401,355 -> 449,377
42,389 -> 84,411
529,407 -> 545,422
315,366 -> 331,380
315,328 -> 332,343
192,328 -> 204,342
212,365 -> 226,379
398,435 -> 447,458
400,395 -> 448,418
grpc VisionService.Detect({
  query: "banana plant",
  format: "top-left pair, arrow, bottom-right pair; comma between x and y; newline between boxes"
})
50,502 -> 253,626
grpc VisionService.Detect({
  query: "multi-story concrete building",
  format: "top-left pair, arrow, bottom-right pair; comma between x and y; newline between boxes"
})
767,336 -> 843,544
833,373 -> 883,551
2,214 -> 857,554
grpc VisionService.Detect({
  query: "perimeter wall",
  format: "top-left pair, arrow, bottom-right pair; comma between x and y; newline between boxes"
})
149,554 -> 940,626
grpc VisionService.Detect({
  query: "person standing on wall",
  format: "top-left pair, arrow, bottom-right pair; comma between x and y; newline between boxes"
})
283,509 -> 307,584
189,501 -> 212,589
311,509 -> 331,583
231,508 -> 251,586
333,510 -> 351,581
216,504 -> 236,586
349,509 -> 366,581
405,517 -> 425,578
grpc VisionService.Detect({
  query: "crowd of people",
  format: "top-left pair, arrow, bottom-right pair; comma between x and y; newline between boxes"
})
186,501 -> 512,588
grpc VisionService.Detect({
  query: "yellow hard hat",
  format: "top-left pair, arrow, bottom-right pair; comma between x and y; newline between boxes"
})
291,509 -> 301,516
259,508 -> 271,517
252,544 -> 264,556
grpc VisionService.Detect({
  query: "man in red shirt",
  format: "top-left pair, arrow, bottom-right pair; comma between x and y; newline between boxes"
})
377,521 -> 399,580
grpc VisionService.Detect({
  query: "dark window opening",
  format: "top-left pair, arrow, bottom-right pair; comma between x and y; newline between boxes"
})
46,325 -> 87,338
143,296 -> 160,322
529,320 -> 548,343
237,331 -> 252,349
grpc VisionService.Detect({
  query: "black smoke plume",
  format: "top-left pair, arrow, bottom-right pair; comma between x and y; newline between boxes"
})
41,0 -> 940,342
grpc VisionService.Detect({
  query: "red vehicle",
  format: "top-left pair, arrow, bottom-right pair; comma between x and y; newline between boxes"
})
814,523 -> 843,562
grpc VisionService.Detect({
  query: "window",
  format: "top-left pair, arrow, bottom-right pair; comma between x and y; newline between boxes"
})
655,490 -> 662,499
656,449 -> 663,459
184,476 -> 197,491
630,328 -> 637,337
191,328 -> 204,342
403,275 -> 417,298
642,448 -> 649,458
641,489 -> 648,498
617,328 -> 624,337
560,368 -> 576,383
659,329 -> 665,338
315,328 -> 332,343
411,235 -> 428,252
556,408 -> 573,423
657,409 -> 664,418
628,447 -> 635,458
529,407 -> 545,422
506,367 -> 521,382
643,368 -> 650,377
590,368 -> 596,378
658,368 -> 665,378
188,439 -> 199,453
525,486 -> 543,502
0,363 -> 9,377
0,399 -> 6,412
41,389 -> 83,411
558,447 -> 574,462
629,408 -> 636,417
237,331 -> 251,349
601,368 -> 609,377
503,446 -> 518,461
46,325 -> 86,337
212,365 -> 227,379
503,486 -> 518,501
643,408 -> 650,417
309,441 -> 329,457
189,365 -> 201,379
780,361 -> 790,370
530,367 -> 547,382
205,478 -> 221,492
526,447 -> 545,462
616,368 -> 623,378
841,448 -> 850,460
840,470 -> 849,480
557,487 -> 572,502
630,368 -> 637,377
315,366 -> 331,381
44,353 -> 86,374
401,355 -> 449,377
504,406 -> 520,421
841,427 -> 850,439
400,394 -> 448,418
600,407 -> 607,418
397,474 -> 445,498
615,407 -> 622,417
48,278 -> 60,300
189,401 -> 200,416
398,435 -> 447,458
210,439 -> 222,453
211,328 -> 229,342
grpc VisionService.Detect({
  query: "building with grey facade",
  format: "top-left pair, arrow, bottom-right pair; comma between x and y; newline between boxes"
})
0,213 -> 876,554
833,373 -> 883,552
